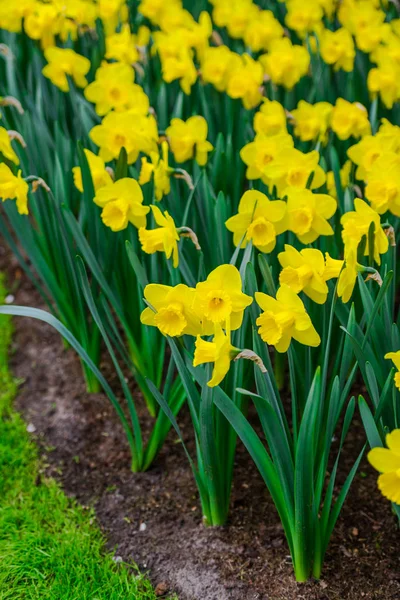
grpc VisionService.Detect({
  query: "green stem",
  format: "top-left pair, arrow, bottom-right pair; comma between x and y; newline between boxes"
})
274,351 -> 285,391
293,548 -> 311,583
312,532 -> 323,580
82,360 -> 101,394
141,384 -> 157,418
287,349 -> 298,445
203,500 -> 227,527
312,557 -> 322,581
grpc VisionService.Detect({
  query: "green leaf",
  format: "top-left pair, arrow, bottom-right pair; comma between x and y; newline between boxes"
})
236,388 -> 294,522
115,147 -> 128,180
362,271 -> 393,350
293,367 -> 321,579
125,241 -> 149,289
199,377 -> 227,525
359,395 -> 383,449
365,362 -> 380,408
376,368 -> 396,422
329,146 -> 344,208
258,254 -> 276,296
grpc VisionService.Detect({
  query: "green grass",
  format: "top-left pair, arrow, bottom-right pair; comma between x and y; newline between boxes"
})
0,274 -> 175,600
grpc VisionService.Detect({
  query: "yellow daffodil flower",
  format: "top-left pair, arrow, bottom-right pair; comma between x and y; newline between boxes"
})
290,100 -> 333,143
255,285 -> 320,353
98,0 -> 128,36
175,11 -> 212,62
339,1 -> 388,54
264,148 -> 326,195
105,24 -> 140,64
278,245 -> 329,304
365,153 -> 400,216
324,253 -> 344,281
341,199 -> 389,265
139,141 -> 172,201
316,0 -> 336,19
42,47 -> 90,92
153,30 -> 198,94
385,352 -> 400,391
259,38 -> 310,90
139,205 -> 180,267
285,0 -> 323,39
368,429 -> 400,505
84,62 -> 149,116
162,47 -> 198,95
377,119 -> 400,154
0,127 -> 20,164
24,2 -> 59,48
368,59 -> 400,110
194,264 -> 253,335
387,350 -> 400,387
330,99 -> 371,141
138,0 -> 182,25
320,27 -> 355,73
0,1 -> 31,33
356,21 -> 390,55
226,53 -> 264,110
347,135 -> 391,181
93,178 -> 149,232
225,190 -> 287,253
60,1 -> 99,42
337,245 -> 359,303
0,163 -> 29,215
284,187 -> 336,244
212,0 -> 258,39
193,324 -> 239,388
166,116 -> 213,166
201,46 -> 241,92
89,111 -> 158,164
371,31 -> 400,70
72,149 -> 113,193
243,10 -> 284,53
140,283 -> 201,336
253,99 -> 287,137
239,133 -> 294,184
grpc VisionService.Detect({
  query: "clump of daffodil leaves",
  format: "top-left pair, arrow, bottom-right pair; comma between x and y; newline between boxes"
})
1,0 -> 400,585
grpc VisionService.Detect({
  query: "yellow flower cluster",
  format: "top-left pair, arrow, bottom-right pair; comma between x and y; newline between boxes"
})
225,189 -> 336,251
137,0 -> 312,102
4,0 -> 400,115
71,112 -> 212,236
0,0 -> 130,48
0,0 -> 396,399
347,120 -> 400,216
140,262 -> 321,386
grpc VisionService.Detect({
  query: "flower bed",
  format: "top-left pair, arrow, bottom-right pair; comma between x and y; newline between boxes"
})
1,0 -> 400,596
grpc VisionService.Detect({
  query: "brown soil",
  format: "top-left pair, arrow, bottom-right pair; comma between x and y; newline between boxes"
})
2,244 -> 400,600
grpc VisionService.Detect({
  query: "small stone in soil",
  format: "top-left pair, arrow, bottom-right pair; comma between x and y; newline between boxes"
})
112,555 -> 123,563
155,582 -> 169,596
